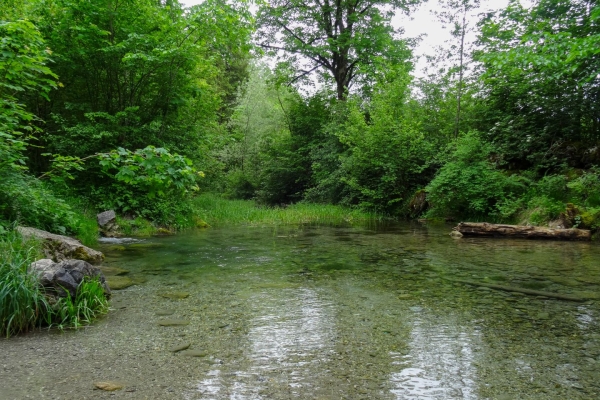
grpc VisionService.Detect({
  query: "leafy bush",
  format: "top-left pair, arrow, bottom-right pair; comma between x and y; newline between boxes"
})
426,132 -> 527,220
567,169 -> 600,207
0,170 -> 78,235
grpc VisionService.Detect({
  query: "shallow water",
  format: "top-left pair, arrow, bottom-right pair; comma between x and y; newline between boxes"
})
2,222 -> 600,399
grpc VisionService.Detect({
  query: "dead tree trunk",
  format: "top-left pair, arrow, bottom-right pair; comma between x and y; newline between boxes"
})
454,222 -> 591,241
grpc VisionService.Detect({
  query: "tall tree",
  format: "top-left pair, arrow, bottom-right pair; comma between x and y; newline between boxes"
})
256,0 -> 420,100
476,0 -> 600,170
434,0 -> 480,139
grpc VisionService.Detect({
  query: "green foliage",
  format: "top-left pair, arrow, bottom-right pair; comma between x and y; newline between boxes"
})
0,232 -> 49,338
116,216 -> 156,237
0,170 -> 79,235
335,73 -> 434,213
256,0 -> 419,99
98,146 -> 200,198
566,169 -> 600,208
426,132 -> 527,219
476,0 -> 600,170
0,20 -> 57,172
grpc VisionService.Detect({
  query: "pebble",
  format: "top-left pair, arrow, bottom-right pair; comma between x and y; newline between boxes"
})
94,381 -> 124,391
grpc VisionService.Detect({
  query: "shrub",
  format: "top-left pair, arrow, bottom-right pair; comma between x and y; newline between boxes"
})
426,132 -> 527,220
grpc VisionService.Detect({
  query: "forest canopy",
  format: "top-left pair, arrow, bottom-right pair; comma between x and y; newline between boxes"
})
1,0 -> 599,234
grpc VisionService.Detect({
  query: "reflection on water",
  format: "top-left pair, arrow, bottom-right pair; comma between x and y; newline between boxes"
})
197,288 -> 335,398
98,222 -> 600,399
390,310 -> 479,399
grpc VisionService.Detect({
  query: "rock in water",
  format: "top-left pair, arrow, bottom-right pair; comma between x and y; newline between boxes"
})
158,291 -> 190,300
105,276 -> 134,290
94,381 -> 124,391
17,226 -> 104,265
29,259 -> 110,299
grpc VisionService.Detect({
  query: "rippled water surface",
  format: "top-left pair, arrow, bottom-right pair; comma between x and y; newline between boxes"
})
2,222 -> 600,399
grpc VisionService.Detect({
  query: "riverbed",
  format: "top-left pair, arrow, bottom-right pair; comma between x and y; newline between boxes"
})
1,222 -> 599,399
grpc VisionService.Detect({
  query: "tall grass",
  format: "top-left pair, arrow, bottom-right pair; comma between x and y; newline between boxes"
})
52,278 -> 109,330
193,193 -> 382,227
0,232 -> 49,338
1,231 -> 109,337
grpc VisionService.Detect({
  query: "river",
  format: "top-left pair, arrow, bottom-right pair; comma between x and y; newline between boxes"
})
1,222 -> 599,399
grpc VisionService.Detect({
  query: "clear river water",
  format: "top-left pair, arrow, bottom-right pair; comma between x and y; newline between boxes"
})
1,222 -> 599,399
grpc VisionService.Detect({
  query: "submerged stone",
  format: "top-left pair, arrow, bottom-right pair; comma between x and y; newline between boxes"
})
168,343 -> 191,352
158,291 -> 190,300
155,310 -> 176,316
106,276 -> 134,290
180,350 -> 207,357
158,319 -> 190,326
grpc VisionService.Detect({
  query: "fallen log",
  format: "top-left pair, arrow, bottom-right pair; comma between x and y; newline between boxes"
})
454,222 -> 591,241
443,278 -> 586,302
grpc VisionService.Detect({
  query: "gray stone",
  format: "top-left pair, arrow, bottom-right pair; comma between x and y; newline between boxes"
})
97,210 -> 116,228
17,226 -> 104,265
29,259 -> 110,299
97,210 -> 120,237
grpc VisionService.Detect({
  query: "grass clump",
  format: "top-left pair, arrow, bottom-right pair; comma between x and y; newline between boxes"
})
52,278 -> 109,330
0,230 -> 109,337
0,232 -> 49,337
193,193 -> 380,227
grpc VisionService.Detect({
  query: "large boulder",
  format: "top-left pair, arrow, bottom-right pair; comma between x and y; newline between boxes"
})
17,226 -> 104,265
29,259 -> 111,299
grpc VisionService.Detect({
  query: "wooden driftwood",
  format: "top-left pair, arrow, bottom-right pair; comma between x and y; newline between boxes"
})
444,278 -> 586,302
454,222 -> 591,241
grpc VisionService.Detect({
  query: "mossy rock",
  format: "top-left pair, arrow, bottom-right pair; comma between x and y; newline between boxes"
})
158,291 -> 189,300
579,209 -> 600,230
106,276 -> 135,290
193,216 -> 210,228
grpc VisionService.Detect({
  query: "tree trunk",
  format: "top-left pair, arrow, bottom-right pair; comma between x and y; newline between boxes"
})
454,222 -> 591,241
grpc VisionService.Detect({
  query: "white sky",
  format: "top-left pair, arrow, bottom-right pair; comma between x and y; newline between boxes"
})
179,0 -> 514,76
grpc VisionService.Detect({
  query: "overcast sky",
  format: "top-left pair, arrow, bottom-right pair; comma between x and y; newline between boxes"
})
179,0 -> 514,75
